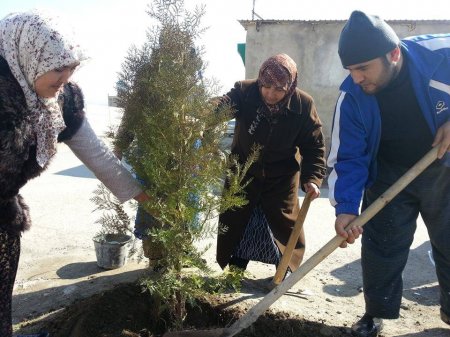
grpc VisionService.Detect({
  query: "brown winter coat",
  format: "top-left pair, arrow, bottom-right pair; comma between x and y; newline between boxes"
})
217,80 -> 326,269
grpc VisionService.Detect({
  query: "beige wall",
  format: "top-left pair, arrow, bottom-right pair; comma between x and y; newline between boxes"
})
240,19 -> 450,154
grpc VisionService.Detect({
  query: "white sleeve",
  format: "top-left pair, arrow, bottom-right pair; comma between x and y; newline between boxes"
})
64,119 -> 143,203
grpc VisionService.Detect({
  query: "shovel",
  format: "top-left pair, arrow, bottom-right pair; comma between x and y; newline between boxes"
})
271,191 -> 313,286
163,146 -> 439,337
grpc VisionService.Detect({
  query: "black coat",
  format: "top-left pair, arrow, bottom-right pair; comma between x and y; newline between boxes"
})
0,56 -> 85,234
217,80 -> 326,269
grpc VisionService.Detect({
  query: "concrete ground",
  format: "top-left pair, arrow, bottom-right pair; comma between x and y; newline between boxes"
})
12,106 -> 448,336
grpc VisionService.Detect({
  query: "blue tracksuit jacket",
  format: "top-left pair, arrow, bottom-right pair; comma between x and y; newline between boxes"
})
328,34 -> 450,216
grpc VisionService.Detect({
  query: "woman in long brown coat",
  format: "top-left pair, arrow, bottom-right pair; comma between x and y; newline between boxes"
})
217,54 -> 326,276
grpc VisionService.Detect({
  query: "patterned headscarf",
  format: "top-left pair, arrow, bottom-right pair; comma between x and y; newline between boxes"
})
0,10 -> 86,167
248,54 -> 298,135
257,53 -> 298,115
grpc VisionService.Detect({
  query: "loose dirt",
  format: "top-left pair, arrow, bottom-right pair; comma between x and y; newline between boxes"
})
15,282 -> 350,337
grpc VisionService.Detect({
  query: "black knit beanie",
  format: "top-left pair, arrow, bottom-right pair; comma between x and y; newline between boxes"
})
338,10 -> 400,67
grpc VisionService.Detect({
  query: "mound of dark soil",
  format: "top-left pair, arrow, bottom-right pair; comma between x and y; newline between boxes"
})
18,282 -> 349,337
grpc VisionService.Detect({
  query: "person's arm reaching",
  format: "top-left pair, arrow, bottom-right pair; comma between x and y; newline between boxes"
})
64,118 -> 144,203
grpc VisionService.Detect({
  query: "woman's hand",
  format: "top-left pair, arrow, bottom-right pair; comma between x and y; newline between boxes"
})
133,192 -> 162,219
133,191 -> 150,203
303,182 -> 320,200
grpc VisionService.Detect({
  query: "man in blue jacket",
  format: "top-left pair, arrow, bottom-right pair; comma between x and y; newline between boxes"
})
327,10 -> 450,337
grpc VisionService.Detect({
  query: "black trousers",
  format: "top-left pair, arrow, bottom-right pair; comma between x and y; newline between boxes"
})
0,229 -> 20,337
362,160 -> 450,319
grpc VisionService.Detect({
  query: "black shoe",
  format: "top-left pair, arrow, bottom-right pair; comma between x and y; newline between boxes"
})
441,308 -> 450,325
228,256 -> 249,271
351,313 -> 383,337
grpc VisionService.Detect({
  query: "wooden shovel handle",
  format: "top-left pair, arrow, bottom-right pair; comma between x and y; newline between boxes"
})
221,146 -> 439,337
272,192 -> 313,285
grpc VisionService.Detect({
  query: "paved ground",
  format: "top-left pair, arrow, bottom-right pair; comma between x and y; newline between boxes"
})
12,106 -> 449,336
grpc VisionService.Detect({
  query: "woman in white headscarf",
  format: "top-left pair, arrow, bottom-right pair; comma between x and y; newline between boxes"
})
0,10 -> 149,336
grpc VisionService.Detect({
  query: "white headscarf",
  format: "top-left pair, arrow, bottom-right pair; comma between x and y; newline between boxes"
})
0,10 -> 87,167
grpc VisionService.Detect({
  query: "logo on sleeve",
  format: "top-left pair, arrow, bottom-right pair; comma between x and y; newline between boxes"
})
436,101 -> 448,114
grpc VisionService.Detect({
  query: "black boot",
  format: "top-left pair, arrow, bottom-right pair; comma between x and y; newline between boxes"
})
351,313 -> 383,337
228,256 -> 249,271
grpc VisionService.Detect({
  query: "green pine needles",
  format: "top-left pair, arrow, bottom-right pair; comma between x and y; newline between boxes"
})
91,183 -> 134,239
104,0 -> 256,330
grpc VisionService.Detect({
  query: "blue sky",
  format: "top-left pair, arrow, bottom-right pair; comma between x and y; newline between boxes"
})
1,0 -> 448,105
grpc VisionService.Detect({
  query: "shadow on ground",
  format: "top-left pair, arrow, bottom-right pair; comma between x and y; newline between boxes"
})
13,267 -> 147,325
322,241 -> 439,307
54,164 -> 95,179
395,328 -> 450,337
56,261 -> 104,279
